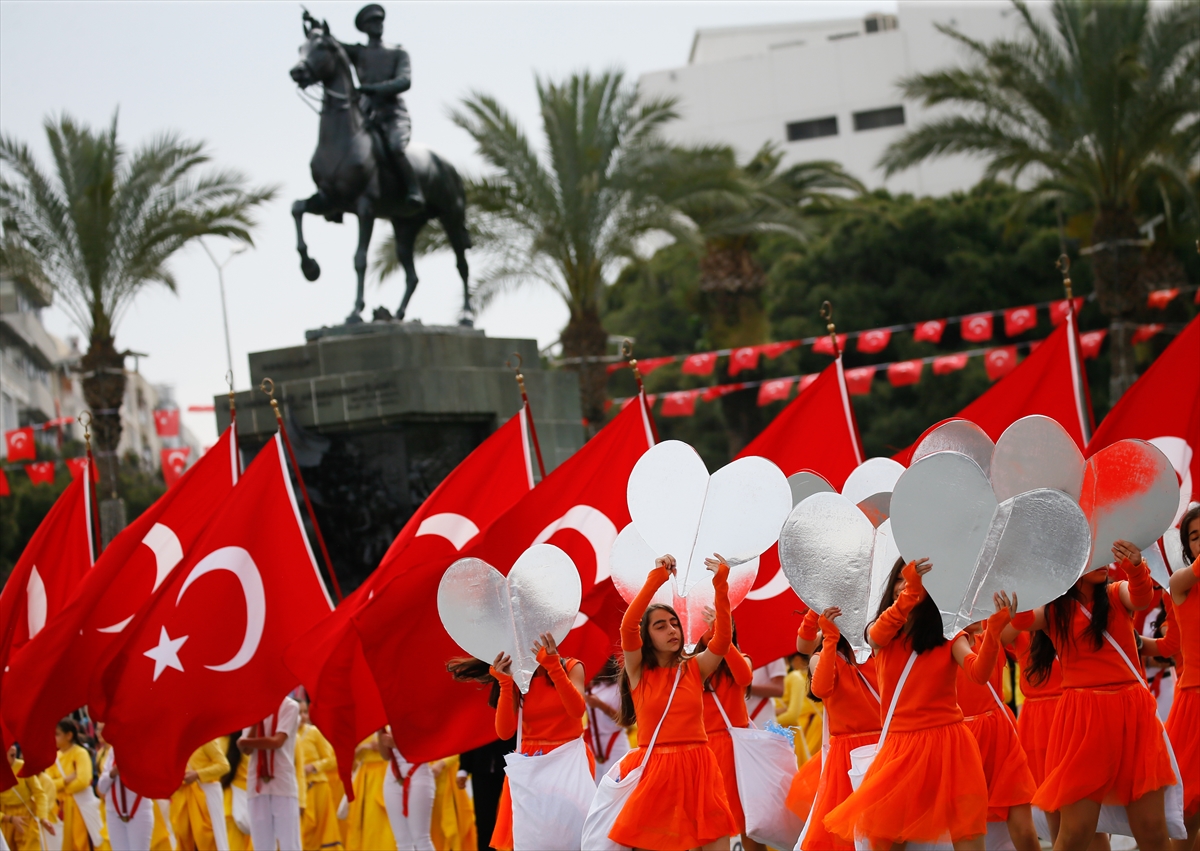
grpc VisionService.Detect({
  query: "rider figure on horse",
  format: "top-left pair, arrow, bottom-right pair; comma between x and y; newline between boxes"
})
340,4 -> 424,210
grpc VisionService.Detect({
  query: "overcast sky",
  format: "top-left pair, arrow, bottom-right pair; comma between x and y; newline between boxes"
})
0,0 -> 896,445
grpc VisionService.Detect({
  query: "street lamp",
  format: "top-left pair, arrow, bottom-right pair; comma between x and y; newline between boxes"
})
200,240 -> 248,383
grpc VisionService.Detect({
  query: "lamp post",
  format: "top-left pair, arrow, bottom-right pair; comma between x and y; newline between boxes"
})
200,240 -> 248,383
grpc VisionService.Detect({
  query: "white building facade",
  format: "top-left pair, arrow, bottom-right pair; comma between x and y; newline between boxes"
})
639,2 -> 1025,195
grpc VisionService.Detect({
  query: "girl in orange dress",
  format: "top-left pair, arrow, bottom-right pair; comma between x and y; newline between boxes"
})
487,630 -> 591,851
824,558 -> 1009,851
1164,505 -> 1200,850
799,606 -> 881,851
1021,539 -> 1178,850
611,554 -> 738,851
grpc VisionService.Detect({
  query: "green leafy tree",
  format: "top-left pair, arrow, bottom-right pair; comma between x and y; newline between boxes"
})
879,0 -> 1199,400
0,113 -> 275,496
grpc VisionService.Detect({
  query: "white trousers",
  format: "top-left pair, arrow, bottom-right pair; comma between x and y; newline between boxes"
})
200,781 -> 230,851
382,763 -> 435,851
105,803 -> 154,851
248,793 -> 302,851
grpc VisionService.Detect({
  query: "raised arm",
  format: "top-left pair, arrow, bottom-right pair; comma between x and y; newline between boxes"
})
1112,543 -> 1154,612
797,608 -> 820,656
533,633 -> 587,718
955,592 -> 1016,683
490,653 -> 519,740
810,608 -> 843,700
868,559 -> 930,649
621,557 -> 673,684
697,557 -> 732,680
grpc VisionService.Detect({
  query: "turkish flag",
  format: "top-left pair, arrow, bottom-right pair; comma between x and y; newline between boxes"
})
354,399 -> 655,764
0,470 -> 8,497
757,378 -> 794,406
25,462 -> 56,486
844,366 -> 876,395
887,360 -> 924,387
65,457 -> 98,481
1004,305 -> 1038,337
285,410 -> 534,793
734,358 -> 864,664
1088,315 -> 1200,506
0,465 -> 95,789
5,427 -> 35,462
1147,289 -> 1180,310
94,434 -> 333,798
961,313 -> 995,342
763,341 -> 801,359
6,428 -> 239,776
729,346 -> 763,376
634,357 -> 674,377
153,409 -> 180,438
812,334 -> 848,356
1080,330 -> 1107,359
702,383 -> 744,402
984,346 -> 1020,381
1132,324 -> 1164,345
913,320 -> 947,344
932,353 -> 969,375
798,374 -> 819,393
682,352 -> 718,376
661,390 -> 701,417
1050,297 -> 1085,326
856,329 -> 892,354
161,448 -> 191,486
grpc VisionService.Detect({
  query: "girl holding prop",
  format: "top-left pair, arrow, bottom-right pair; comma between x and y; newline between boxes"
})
1164,506 -> 1199,851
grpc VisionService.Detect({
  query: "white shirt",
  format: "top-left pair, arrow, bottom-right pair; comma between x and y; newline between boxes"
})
586,681 -> 627,760
745,658 -> 787,723
244,696 -> 299,798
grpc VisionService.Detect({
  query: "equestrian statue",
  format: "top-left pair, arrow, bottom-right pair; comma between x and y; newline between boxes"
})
290,4 -> 473,325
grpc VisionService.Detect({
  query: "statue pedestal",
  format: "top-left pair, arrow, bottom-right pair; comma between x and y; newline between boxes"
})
216,319 -> 583,590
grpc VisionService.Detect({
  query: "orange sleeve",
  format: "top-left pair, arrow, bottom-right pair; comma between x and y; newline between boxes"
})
707,562 -> 732,656
538,650 -> 587,718
1010,610 -> 1036,631
869,562 -> 926,647
1156,595 -> 1181,659
961,610 -> 1010,684
725,648 -> 754,686
810,616 -> 841,699
798,609 -> 820,642
490,667 -> 518,740
1124,558 -> 1155,609
621,566 -> 670,652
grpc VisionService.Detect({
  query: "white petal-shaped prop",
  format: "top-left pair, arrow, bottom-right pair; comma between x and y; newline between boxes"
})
609,523 -> 759,647
991,415 -> 1086,502
437,544 -> 581,693
1080,440 -> 1179,573
627,440 -> 791,596
843,457 -> 906,527
911,420 -> 995,478
788,471 -> 835,507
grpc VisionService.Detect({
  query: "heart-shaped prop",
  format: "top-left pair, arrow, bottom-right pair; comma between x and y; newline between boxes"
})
437,544 -> 581,693
991,415 -> 1086,502
609,523 -> 759,647
842,457 -> 906,527
911,420 -> 995,478
627,440 -> 791,596
890,451 -> 1091,638
1080,439 -> 1179,573
788,471 -> 835,507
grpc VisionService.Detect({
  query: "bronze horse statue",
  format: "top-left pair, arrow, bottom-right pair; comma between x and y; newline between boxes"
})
289,17 -> 473,325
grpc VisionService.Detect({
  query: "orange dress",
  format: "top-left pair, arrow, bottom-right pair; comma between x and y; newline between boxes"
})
1013,630 -> 1063,785
611,659 -> 738,850
1032,580 -> 1179,812
489,655 -> 594,851
1166,578 -> 1200,818
802,635 -> 881,851
701,647 -> 754,835
957,631 -> 1037,822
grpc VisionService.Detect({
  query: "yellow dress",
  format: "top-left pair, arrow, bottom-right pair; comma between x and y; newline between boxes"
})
0,759 -> 53,851
429,756 -> 476,851
776,667 -> 823,764
170,739 -> 230,851
151,799 -> 175,851
224,755 -> 252,851
48,744 -> 101,851
346,738 -> 395,851
298,723 -> 343,850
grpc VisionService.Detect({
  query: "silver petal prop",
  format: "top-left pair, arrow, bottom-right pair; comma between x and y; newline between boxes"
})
842,458 -> 906,507
627,440 -> 792,596
911,420 -> 995,478
437,544 -> 582,693
866,519 -> 902,659
609,523 -> 759,647
1148,436 -> 1194,528
1080,439 -> 1180,573
992,415 -> 1086,502
778,492 -> 877,662
788,471 -> 835,507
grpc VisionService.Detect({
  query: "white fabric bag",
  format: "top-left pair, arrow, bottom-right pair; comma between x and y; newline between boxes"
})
1078,604 -> 1187,840
506,703 -> 597,851
847,650 -> 916,791
711,689 -> 804,850
581,666 -> 683,851
232,783 -> 252,834
53,753 -> 104,848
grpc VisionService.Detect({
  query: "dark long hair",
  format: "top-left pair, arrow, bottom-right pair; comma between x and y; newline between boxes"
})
1027,575 -> 1112,685
1181,505 -> 1200,566
875,557 -> 946,655
222,732 -> 243,789
447,657 -> 502,708
55,717 -> 82,748
696,617 -> 745,693
617,604 -> 689,727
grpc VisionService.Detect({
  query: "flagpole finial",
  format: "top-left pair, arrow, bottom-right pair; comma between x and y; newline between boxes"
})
1056,254 -> 1073,300
506,351 -> 527,396
621,338 -> 643,384
506,351 -> 547,480
78,411 -> 92,452
820,300 -> 840,356
260,378 -> 283,424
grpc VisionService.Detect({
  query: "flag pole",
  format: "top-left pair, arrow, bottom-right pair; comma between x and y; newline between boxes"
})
821,300 -> 842,357
622,339 -> 661,443
506,352 -> 547,480
78,411 -> 102,558
260,378 -> 344,604
1058,255 -> 1095,444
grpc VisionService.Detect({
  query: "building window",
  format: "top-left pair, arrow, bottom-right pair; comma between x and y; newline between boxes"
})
853,106 -> 905,132
786,116 -> 838,142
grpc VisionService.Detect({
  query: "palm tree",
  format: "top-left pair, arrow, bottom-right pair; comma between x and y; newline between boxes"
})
879,0 -> 1199,400
0,112 -> 275,500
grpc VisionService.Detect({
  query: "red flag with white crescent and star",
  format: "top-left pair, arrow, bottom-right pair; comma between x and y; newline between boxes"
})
0,461 -> 95,789
93,434 -> 333,798
5,426 -> 239,776
353,397 -> 656,764
284,407 -> 536,796
4,426 -> 36,462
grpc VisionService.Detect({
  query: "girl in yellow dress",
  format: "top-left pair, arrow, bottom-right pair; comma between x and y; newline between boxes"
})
2,745 -> 54,851
220,734 -> 252,851
47,719 -> 105,851
346,732 -> 395,851
297,700 -> 343,850
170,740 -> 230,851
429,757 -> 475,851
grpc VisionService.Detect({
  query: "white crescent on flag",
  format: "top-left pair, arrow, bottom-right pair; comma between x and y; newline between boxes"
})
175,546 -> 266,672
533,505 -> 619,585
415,513 -> 480,551
26,566 -> 47,639
97,523 -> 185,634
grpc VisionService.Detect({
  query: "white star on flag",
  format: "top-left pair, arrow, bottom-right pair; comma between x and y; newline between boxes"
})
143,626 -> 187,681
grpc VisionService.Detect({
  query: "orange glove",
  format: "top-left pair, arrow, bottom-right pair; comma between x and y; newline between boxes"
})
490,666 -> 518,740
707,561 -> 732,656
798,609 -> 820,642
1010,610 -> 1036,631
621,566 -> 671,652
868,561 -> 927,647
1124,558 -> 1154,609
537,647 -> 587,718
810,616 -> 840,700
1155,595 -> 1180,659
962,610 -> 1011,684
